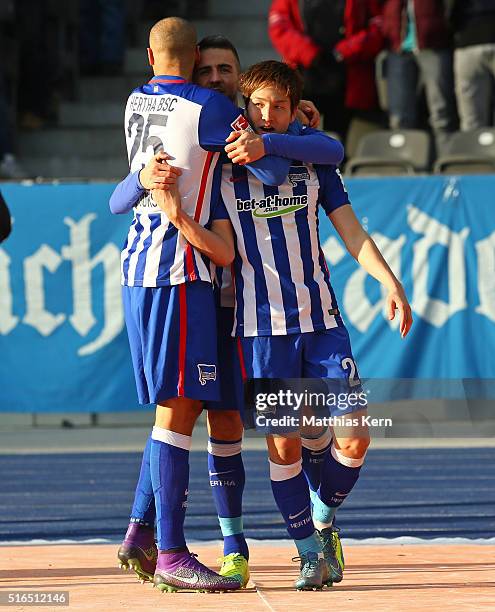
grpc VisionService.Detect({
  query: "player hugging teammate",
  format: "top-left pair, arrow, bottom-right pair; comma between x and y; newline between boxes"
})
110,16 -> 412,594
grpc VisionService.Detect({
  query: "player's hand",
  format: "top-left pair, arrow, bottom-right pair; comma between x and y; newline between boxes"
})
298,99 -> 320,128
139,151 -> 182,190
224,130 -> 265,164
151,182 -> 182,224
386,285 -> 413,338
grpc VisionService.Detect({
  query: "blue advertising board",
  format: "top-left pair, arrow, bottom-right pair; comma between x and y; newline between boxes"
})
321,175 -> 495,379
0,176 -> 494,412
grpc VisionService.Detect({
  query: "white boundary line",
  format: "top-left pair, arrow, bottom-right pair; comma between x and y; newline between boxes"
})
1,536 -> 495,547
251,578 -> 278,612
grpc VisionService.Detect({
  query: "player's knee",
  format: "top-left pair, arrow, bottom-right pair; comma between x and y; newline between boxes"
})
155,398 -> 203,434
336,435 -> 370,459
267,435 -> 301,465
207,410 -> 243,440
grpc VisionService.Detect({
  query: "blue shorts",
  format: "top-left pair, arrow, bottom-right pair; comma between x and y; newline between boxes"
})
204,306 -> 244,413
123,281 -> 220,404
238,327 -> 364,432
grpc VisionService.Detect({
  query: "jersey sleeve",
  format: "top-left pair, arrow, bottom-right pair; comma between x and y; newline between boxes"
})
199,94 -> 290,186
315,165 -> 351,215
109,170 -> 145,214
262,124 -> 344,165
245,155 -> 291,186
198,94 -> 251,151
209,191 -> 230,222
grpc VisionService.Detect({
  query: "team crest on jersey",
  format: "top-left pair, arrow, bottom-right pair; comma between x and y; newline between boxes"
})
236,193 -> 308,218
198,363 -> 217,385
231,114 -> 249,131
288,166 -> 311,187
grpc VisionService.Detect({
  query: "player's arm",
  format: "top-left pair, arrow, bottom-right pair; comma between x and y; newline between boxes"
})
224,122 -> 344,166
199,94 -> 291,186
109,153 -> 182,213
151,185 -> 234,267
318,166 -> 413,338
109,170 -> 144,214
330,204 -> 412,337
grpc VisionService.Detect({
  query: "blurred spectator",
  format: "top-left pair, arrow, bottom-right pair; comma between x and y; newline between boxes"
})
383,0 -> 457,154
0,2 -> 25,178
268,1 -> 385,143
79,0 -> 126,75
0,190 -> 11,242
268,0 -> 346,138
16,1 -> 63,129
334,1 -> 387,155
446,0 -> 495,131
0,74 -> 25,179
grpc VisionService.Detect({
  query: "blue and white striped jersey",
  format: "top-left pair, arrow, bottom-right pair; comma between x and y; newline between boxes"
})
120,75 -> 251,287
214,265 -> 235,308
220,162 -> 350,337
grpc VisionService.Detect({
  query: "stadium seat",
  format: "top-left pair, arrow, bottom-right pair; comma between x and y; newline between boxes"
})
345,130 -> 431,176
434,129 -> 495,174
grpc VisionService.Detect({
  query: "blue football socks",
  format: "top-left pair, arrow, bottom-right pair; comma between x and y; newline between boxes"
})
301,428 -> 332,496
208,437 -> 249,559
130,434 -> 156,527
269,459 -> 319,550
150,426 -> 191,550
314,443 -> 365,529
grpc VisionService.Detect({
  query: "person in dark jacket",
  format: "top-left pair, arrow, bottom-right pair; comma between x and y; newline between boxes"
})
0,191 -> 11,243
268,0 -> 385,142
383,0 -> 457,153
446,0 -> 495,130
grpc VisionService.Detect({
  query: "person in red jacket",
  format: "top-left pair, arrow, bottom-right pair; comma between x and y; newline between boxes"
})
382,0 -> 457,153
268,0 -> 385,144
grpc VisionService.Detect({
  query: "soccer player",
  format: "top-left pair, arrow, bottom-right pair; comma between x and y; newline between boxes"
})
154,60 -> 413,590
195,37 -> 342,586
196,36 -> 343,587
112,35 -> 344,590
195,35 -> 321,127
111,18 -> 311,593
228,60 -> 412,590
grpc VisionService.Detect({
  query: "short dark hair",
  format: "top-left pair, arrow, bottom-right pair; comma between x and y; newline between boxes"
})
239,60 -> 303,111
197,35 -> 241,67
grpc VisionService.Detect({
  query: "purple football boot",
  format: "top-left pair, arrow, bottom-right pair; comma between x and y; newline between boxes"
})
153,550 -> 241,593
118,523 -> 157,582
